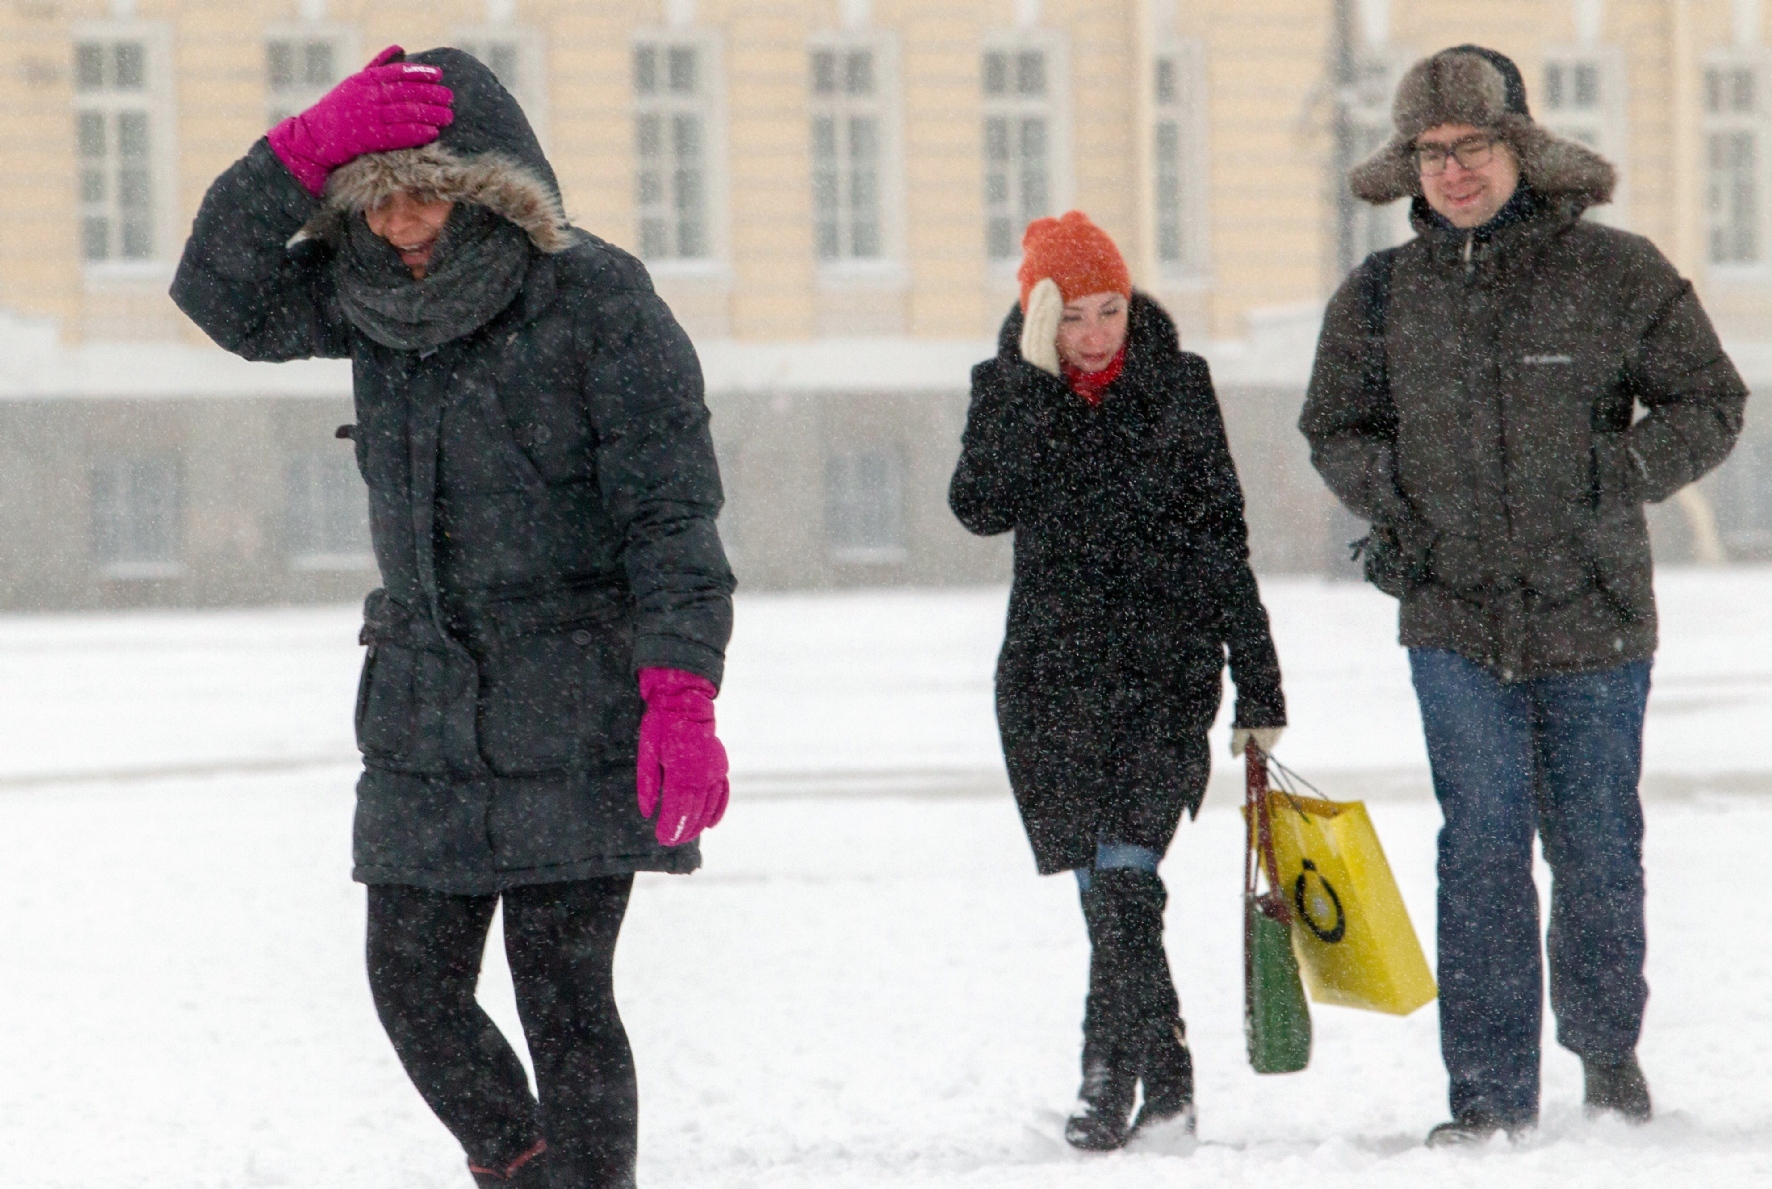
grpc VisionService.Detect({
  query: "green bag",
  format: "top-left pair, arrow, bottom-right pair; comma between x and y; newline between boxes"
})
1246,897 -> 1313,1073
1242,744 -> 1312,1074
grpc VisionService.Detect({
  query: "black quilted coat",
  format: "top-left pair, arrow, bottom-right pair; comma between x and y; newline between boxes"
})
172,51 -> 734,893
950,295 -> 1285,875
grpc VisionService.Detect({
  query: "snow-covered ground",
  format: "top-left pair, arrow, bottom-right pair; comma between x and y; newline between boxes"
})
2,570 -> 1770,1188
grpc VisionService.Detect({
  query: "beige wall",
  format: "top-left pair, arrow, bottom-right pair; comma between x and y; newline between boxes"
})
4,0 -> 1770,347
1,0 -> 82,333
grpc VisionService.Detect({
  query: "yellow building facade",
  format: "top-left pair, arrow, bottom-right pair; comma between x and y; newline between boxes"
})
6,0 -> 1772,349
3,0 -> 1772,605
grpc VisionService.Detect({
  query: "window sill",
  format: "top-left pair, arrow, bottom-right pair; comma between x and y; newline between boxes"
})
829,546 -> 908,566
1705,265 -> 1772,286
100,561 -> 183,581
1153,268 -> 1213,291
289,552 -> 376,572
644,258 -> 733,285
817,259 -> 910,291
84,260 -> 176,289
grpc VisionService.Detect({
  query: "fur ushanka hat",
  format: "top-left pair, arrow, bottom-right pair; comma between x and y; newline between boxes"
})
1348,44 -> 1617,211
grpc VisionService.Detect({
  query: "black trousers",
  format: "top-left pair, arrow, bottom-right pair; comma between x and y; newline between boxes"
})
366,876 -> 637,1189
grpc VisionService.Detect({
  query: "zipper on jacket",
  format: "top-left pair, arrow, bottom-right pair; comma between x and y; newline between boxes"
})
1462,231 -> 1475,277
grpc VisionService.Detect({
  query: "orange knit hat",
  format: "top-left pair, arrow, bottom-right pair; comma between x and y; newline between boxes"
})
1017,210 -> 1132,311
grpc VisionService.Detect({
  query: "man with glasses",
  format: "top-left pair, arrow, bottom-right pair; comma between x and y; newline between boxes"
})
1301,46 -> 1744,1145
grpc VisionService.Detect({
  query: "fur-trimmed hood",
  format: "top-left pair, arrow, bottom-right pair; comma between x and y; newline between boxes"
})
1349,46 -> 1616,211
299,46 -> 573,253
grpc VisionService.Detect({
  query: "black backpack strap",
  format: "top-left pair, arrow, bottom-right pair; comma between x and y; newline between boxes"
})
1345,247 -> 1423,595
1356,248 -> 1399,439
1359,246 -> 1395,335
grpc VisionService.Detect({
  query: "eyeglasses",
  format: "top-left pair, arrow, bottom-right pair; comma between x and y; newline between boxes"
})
1414,134 -> 1497,176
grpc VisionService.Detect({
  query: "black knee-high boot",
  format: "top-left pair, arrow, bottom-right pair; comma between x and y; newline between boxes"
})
1110,870 -> 1195,1134
1065,872 -> 1141,1150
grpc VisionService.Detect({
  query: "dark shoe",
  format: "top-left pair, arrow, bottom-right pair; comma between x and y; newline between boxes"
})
1064,1054 -> 1138,1151
1584,1056 -> 1652,1123
470,1139 -> 548,1187
1131,1020 -> 1196,1137
1425,1112 -> 1530,1147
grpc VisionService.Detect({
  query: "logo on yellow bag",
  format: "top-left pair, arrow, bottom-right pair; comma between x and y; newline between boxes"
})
1292,859 -> 1346,944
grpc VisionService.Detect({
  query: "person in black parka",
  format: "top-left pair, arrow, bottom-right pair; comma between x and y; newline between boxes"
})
950,212 -> 1285,1151
172,47 -> 734,1189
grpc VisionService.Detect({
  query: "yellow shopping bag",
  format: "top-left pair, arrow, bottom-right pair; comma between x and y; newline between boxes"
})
1258,770 -> 1436,1016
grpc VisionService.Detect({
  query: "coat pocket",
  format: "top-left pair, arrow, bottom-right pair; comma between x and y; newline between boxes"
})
1586,506 -> 1654,623
1591,431 -> 1644,512
355,641 -> 449,773
356,589 -> 450,773
1358,519 -> 1433,599
1520,532 -> 1594,608
476,619 -> 644,778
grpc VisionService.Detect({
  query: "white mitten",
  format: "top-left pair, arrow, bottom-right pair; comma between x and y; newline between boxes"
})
1018,277 -> 1062,376
1230,726 -> 1284,758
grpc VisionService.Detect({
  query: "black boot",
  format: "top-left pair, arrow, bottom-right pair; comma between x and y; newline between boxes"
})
1425,1112 -> 1531,1147
1097,868 -> 1196,1139
1132,1019 -> 1196,1137
1065,1036 -> 1139,1150
469,1140 -> 549,1188
1584,1055 -> 1652,1123
1065,873 -> 1139,1151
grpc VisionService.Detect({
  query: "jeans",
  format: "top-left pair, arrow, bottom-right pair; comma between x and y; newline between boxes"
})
1409,648 -> 1651,1125
367,877 -> 637,1189
1074,840 -> 1162,892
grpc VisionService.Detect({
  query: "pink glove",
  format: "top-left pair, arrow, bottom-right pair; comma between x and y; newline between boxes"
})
635,667 -> 730,847
267,45 -> 455,197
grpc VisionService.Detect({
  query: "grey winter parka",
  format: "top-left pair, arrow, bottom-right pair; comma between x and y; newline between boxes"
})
951,295 -> 1285,875
1302,164 -> 1746,680
171,50 -> 734,893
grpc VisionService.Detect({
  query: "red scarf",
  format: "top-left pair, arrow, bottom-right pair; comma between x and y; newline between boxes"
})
1062,345 -> 1126,406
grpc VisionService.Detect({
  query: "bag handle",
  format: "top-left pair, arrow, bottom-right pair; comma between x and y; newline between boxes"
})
1244,741 -> 1292,925
1265,754 -> 1325,821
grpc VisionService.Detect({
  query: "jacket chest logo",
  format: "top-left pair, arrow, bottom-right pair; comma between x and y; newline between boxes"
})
1521,353 -> 1574,365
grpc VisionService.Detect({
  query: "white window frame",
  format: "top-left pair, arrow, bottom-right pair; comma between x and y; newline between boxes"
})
808,30 -> 907,287
1347,48 -> 1415,257
981,29 -> 1071,268
72,21 -> 176,280
90,453 -> 183,580
284,449 -> 374,572
824,442 -> 908,566
631,28 -> 729,275
263,24 -> 357,130
1541,46 -> 1629,227
1151,37 -> 1210,281
1703,51 -> 1770,277
453,25 -> 549,146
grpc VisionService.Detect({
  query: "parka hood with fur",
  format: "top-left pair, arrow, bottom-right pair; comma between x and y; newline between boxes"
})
299,46 -> 574,253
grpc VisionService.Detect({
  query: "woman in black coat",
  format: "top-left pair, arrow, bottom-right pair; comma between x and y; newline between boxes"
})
172,48 -> 733,1189
950,212 -> 1285,1151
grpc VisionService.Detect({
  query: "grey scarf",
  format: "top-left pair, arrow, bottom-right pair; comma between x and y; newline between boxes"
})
335,203 -> 532,352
